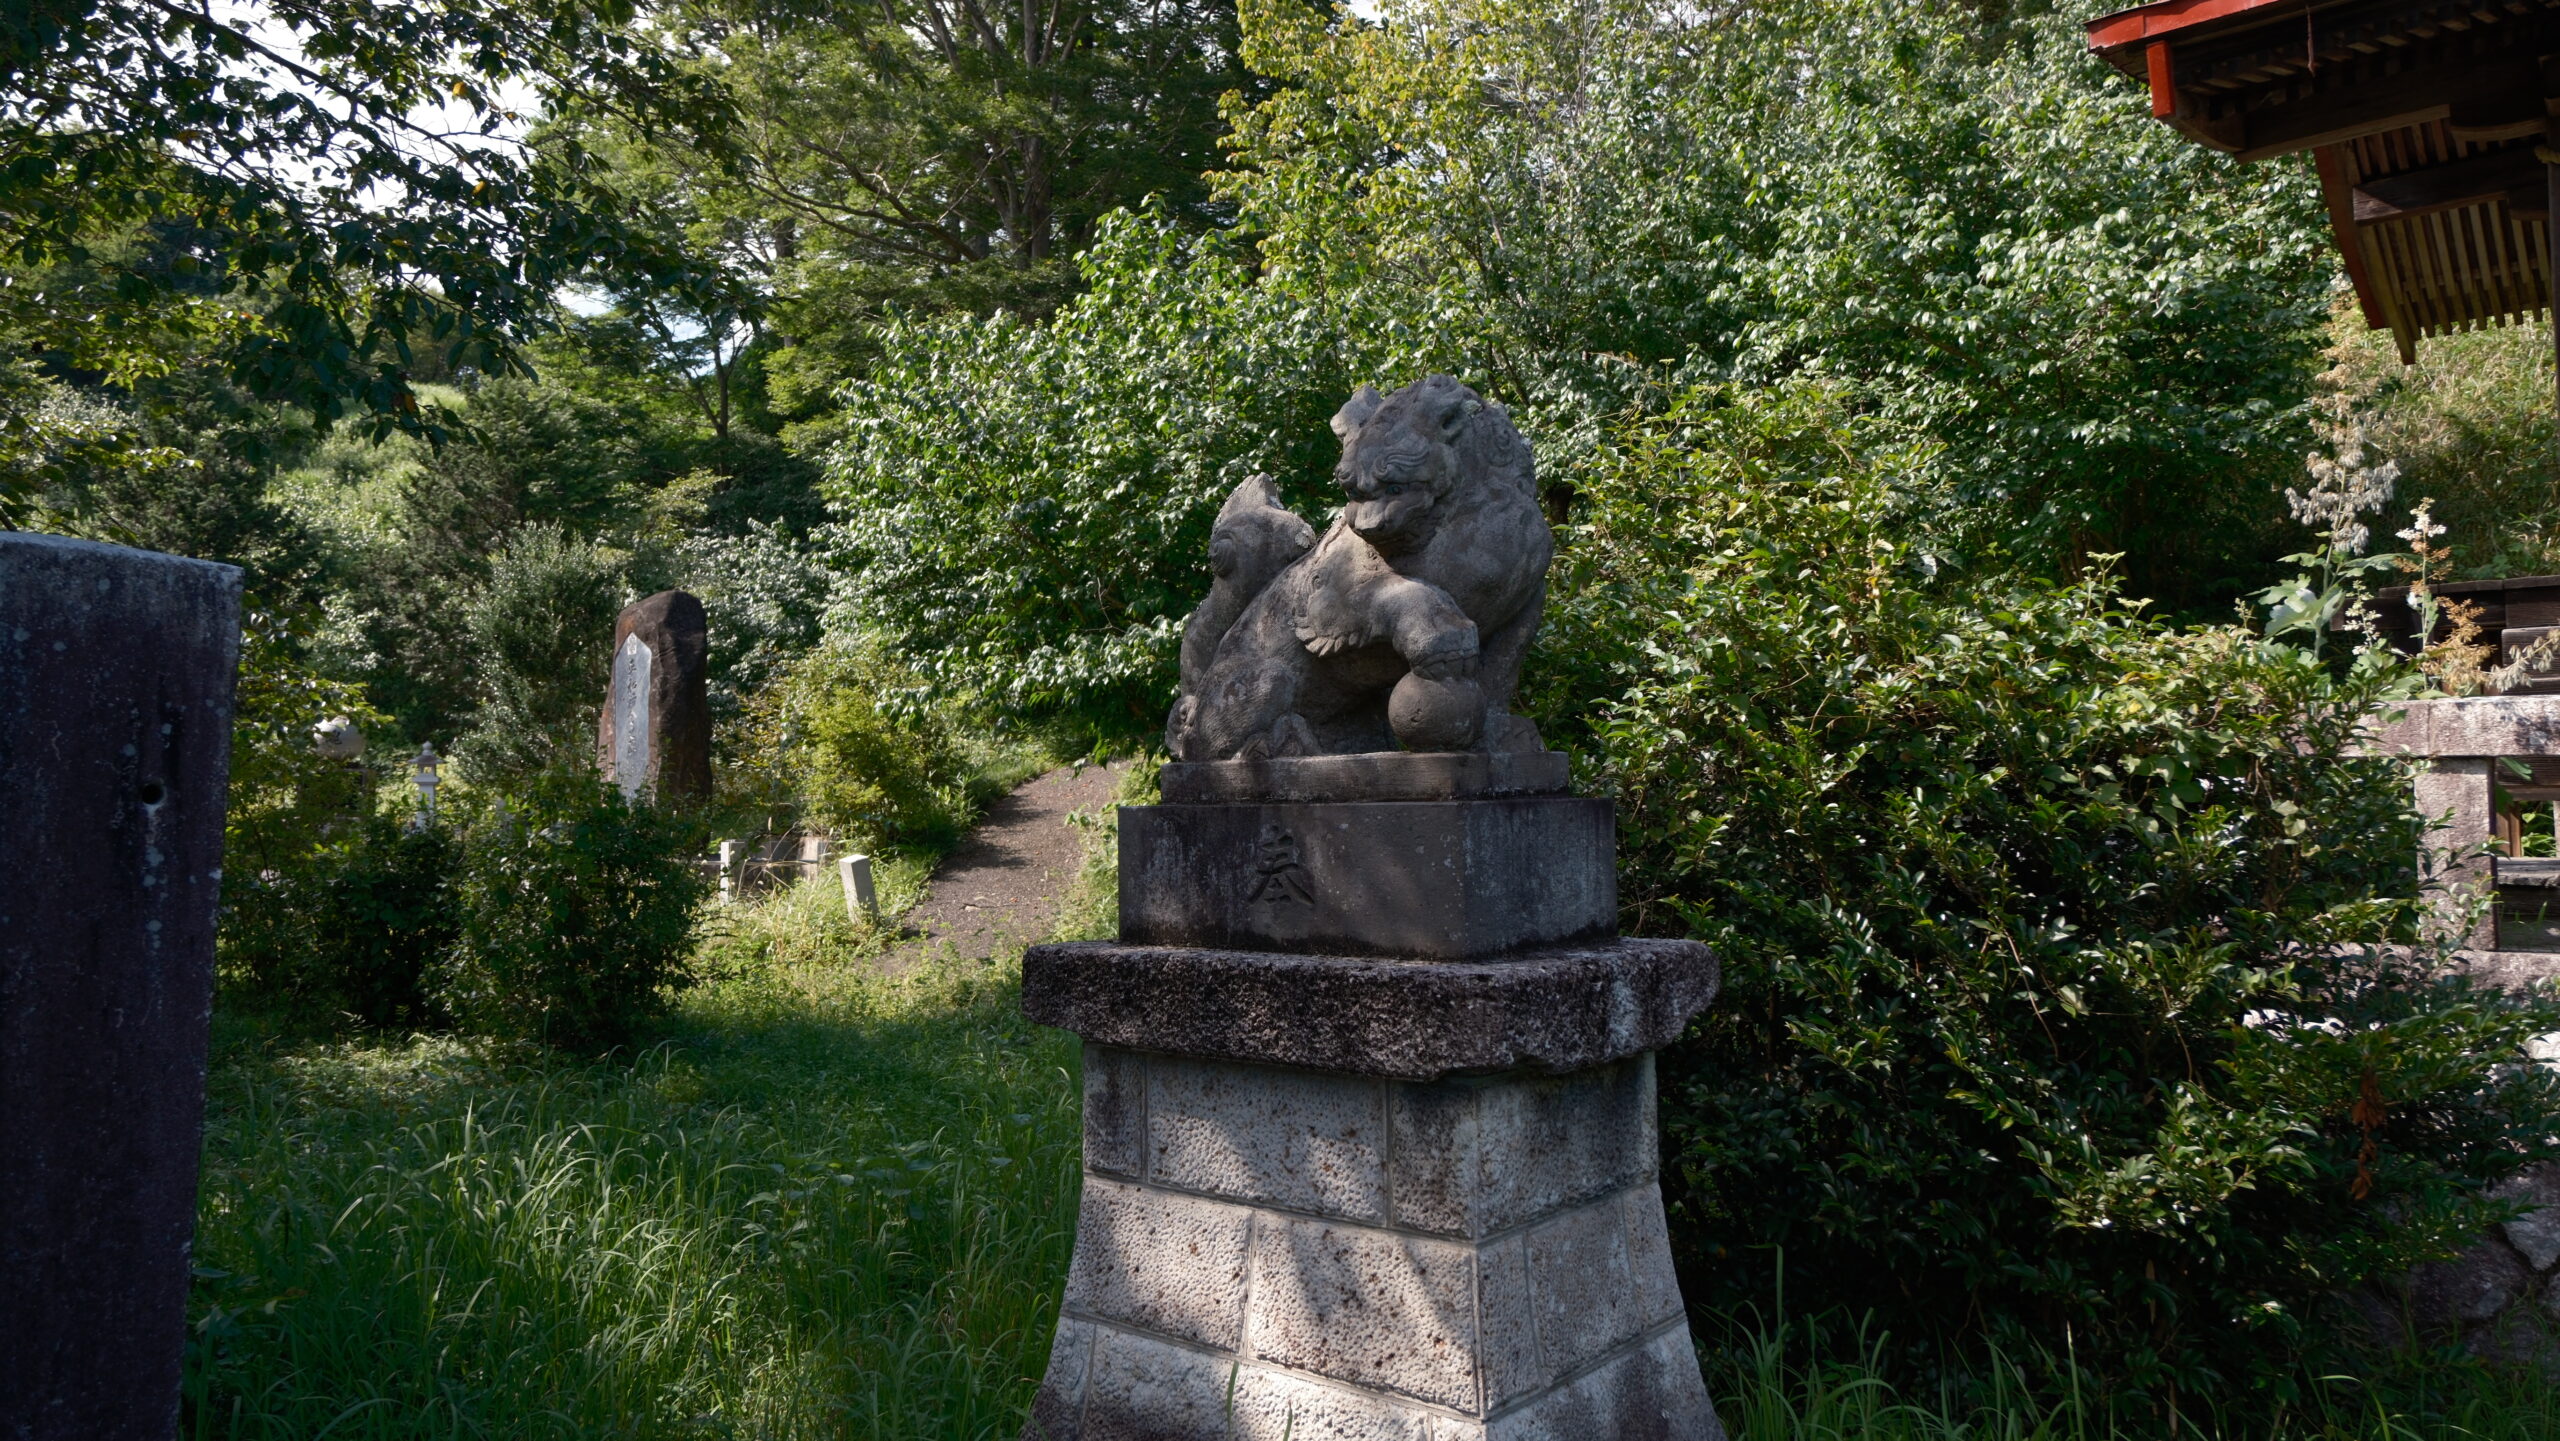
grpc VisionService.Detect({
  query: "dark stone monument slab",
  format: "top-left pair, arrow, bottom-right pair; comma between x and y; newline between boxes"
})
0,534 -> 242,1441
595,589 -> 711,805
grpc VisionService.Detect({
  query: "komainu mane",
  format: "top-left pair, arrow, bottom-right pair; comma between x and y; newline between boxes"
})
1165,374 -> 1553,761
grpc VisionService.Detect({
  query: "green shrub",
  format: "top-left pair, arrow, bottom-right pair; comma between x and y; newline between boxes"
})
217,611 -> 460,1029
449,524 -> 632,787
1223,0 -> 2331,610
224,621 -> 710,1045
1526,383 -> 2560,1412
221,609 -> 383,880
819,0 -> 2337,741
2313,299 -> 2560,582
821,208 -> 1360,731
220,816 -> 459,1031
734,641 -> 977,851
432,772 -> 711,1051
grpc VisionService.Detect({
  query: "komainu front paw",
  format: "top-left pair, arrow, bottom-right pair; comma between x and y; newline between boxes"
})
1295,621 -> 1377,658
1403,630 -> 1479,681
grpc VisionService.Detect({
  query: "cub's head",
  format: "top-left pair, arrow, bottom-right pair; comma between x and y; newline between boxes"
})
1331,375 -> 1481,555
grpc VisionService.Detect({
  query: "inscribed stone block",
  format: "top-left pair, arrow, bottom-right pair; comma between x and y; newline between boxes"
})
1149,1054 -> 1388,1220
1118,797 -> 1615,959
1244,1218 -> 1479,1410
594,589 -> 710,804
1063,1179 -> 1253,1349
609,631 -> 652,798
1159,751 -> 1570,805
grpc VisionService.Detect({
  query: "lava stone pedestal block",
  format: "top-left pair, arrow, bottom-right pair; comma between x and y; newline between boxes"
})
1020,756 -> 1726,1441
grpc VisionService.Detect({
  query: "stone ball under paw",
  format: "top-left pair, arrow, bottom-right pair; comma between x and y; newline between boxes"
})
1388,671 -> 1483,751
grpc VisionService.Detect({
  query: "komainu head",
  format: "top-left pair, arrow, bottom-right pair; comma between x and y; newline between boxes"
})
1331,374 -> 1487,556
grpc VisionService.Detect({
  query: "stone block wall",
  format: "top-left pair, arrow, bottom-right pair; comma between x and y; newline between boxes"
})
1028,1044 -> 1721,1441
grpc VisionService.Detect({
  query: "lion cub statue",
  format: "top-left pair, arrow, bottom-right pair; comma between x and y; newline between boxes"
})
1166,374 -> 1552,761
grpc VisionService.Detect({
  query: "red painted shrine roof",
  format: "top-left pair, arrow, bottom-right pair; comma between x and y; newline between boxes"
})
2085,0 -> 2560,359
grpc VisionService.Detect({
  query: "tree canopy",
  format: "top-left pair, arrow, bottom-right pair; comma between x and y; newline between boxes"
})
1,0 -> 732,448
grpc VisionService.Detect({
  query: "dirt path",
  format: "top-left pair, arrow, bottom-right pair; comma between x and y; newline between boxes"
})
882,760 -> 1125,968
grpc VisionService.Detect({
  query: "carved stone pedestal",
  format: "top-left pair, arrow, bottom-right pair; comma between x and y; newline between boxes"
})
1020,756 -> 1725,1441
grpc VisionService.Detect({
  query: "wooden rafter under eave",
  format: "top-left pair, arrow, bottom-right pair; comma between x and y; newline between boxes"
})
2087,0 -> 2560,364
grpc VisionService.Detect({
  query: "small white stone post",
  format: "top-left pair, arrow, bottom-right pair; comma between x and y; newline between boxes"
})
717,839 -> 744,905
839,853 -> 877,921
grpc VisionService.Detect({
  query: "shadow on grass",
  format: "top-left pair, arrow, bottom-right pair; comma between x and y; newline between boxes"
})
187,938 -> 1082,1441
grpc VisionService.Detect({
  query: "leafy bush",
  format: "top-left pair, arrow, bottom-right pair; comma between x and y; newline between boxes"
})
731,641 -> 976,851
818,0 -> 2339,741
220,816 -> 459,1031
2311,300 -> 2560,582
448,524 -> 631,786
224,615 -> 709,1044
1527,383 -> 2560,1411
672,517 -> 831,729
821,208 -> 1360,732
217,610 -> 463,1030
1225,0 -> 2332,609
432,773 -> 710,1051
221,610 -> 384,878
335,377 -> 674,738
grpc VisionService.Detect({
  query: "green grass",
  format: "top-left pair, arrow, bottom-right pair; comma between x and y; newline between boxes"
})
185,822 -> 1106,1439
1706,1313 -> 2560,1440
186,760 -> 2560,1439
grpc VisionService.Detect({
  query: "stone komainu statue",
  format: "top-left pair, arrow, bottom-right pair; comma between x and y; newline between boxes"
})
1166,374 -> 1553,761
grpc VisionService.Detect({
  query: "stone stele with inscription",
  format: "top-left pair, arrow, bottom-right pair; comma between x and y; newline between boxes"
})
1020,376 -> 1727,1440
609,632 -> 652,798
595,589 -> 712,805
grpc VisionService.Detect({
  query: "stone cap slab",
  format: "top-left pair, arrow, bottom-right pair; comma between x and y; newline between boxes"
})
1021,937 -> 1718,1080
2356,695 -> 2560,758
2497,858 -> 2560,889
1158,749 -> 1569,804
